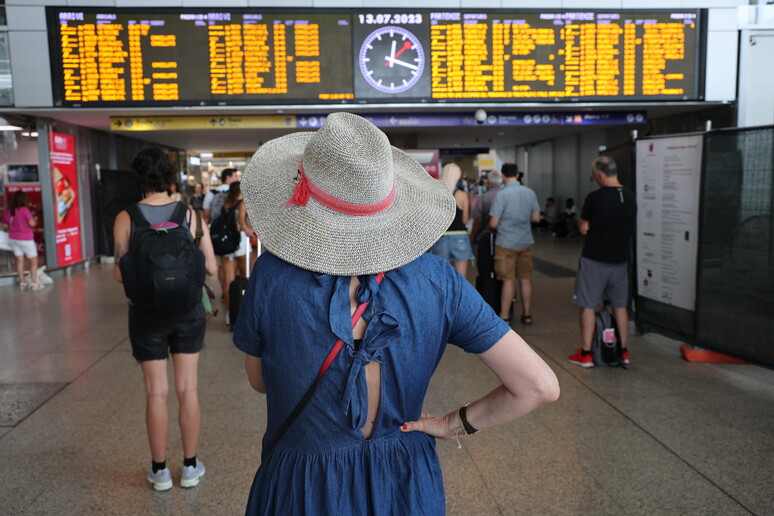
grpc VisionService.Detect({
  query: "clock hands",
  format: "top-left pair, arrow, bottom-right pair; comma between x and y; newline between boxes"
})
385,40 -> 412,67
384,56 -> 419,71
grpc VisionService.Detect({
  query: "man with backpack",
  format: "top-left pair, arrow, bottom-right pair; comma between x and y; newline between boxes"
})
568,156 -> 637,368
202,168 -> 238,224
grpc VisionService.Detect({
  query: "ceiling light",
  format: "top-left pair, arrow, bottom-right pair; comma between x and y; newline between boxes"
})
200,152 -> 213,158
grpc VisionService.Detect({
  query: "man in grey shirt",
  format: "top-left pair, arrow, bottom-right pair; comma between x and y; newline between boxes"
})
489,164 -> 541,325
470,170 -> 503,245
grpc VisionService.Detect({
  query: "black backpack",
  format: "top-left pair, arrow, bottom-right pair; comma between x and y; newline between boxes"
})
120,203 -> 205,318
591,304 -> 627,368
210,200 -> 241,256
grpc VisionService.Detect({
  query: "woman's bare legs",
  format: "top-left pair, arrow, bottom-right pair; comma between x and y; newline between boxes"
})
172,352 -> 201,459
140,359 -> 170,463
452,259 -> 469,277
221,256 -> 237,311
14,255 -> 25,285
29,256 -> 38,285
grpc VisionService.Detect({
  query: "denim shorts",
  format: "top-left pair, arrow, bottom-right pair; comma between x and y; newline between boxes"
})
428,233 -> 474,262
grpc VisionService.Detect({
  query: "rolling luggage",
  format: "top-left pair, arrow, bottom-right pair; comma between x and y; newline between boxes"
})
475,232 -> 501,314
228,234 -> 251,332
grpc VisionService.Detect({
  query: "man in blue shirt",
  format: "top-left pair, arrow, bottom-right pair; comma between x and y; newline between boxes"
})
489,164 -> 541,325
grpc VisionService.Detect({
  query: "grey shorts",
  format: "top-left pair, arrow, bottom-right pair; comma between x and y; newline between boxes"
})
572,256 -> 629,309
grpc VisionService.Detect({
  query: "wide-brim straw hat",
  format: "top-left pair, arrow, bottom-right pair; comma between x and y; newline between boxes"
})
241,112 -> 455,276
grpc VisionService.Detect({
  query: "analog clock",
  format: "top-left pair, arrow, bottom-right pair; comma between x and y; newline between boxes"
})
358,26 -> 425,94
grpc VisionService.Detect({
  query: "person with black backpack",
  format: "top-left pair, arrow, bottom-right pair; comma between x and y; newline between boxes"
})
113,148 -> 217,491
211,181 -> 254,326
568,156 -> 636,368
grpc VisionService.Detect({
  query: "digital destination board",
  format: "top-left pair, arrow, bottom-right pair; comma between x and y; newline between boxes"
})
47,7 -> 704,107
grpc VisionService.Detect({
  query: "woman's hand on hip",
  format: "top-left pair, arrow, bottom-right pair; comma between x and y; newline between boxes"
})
401,411 -> 460,440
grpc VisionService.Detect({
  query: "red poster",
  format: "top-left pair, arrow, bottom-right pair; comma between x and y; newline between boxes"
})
3,184 -> 46,265
49,132 -> 82,266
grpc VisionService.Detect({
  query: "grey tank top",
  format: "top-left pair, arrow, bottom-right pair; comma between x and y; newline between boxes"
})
129,202 -> 190,239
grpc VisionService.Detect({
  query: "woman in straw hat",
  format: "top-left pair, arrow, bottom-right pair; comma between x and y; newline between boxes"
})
233,113 -> 559,515
428,162 -> 475,276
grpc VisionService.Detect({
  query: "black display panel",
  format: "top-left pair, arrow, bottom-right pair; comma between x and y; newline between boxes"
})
47,7 -> 705,107
48,8 -> 354,106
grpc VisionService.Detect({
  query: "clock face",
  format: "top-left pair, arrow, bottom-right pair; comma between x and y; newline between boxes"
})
358,26 -> 425,94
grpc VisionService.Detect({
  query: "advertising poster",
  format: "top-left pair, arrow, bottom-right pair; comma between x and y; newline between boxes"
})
49,132 -> 82,266
3,184 -> 45,265
635,135 -> 703,311
404,149 -> 440,178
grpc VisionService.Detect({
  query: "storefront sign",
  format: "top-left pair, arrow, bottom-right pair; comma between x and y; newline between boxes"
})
48,132 -> 82,266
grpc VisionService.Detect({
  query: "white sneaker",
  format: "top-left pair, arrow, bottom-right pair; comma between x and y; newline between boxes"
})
147,465 -> 173,491
180,460 -> 206,488
29,283 -> 45,291
19,281 -> 30,290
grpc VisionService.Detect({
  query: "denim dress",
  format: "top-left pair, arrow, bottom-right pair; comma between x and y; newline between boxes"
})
233,252 -> 510,515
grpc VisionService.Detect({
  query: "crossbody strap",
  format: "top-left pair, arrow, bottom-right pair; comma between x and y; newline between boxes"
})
263,272 -> 385,459
194,210 -> 203,247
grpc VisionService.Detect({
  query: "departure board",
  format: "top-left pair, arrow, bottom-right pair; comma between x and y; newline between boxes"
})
47,8 -> 704,106
48,8 -> 354,106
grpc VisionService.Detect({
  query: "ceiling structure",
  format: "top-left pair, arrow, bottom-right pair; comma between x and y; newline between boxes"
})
3,102 -> 728,155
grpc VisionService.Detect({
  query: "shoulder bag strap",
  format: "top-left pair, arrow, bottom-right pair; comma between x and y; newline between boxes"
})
263,272 -> 385,459
125,204 -> 149,229
194,210 -> 204,247
170,202 -> 188,225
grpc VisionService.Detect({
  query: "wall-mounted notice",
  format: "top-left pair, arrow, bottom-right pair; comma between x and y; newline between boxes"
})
49,132 -> 83,266
635,135 -> 702,311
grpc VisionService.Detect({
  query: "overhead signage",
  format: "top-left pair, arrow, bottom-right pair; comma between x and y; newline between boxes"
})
111,111 -> 647,131
48,7 -> 704,106
110,115 -> 296,131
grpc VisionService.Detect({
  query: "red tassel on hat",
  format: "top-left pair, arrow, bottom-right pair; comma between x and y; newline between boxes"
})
285,166 -> 310,207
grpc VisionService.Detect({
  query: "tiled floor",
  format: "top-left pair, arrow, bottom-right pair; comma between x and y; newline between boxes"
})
1,233 -> 772,515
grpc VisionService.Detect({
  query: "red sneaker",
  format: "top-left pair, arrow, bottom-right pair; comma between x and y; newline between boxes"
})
568,349 -> 594,368
622,349 -> 630,365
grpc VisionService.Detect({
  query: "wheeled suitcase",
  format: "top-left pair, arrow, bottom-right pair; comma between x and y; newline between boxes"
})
475,231 -> 501,314
228,234 -> 252,332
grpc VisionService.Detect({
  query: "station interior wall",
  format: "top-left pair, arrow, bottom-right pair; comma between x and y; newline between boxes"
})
0,0 -> 769,266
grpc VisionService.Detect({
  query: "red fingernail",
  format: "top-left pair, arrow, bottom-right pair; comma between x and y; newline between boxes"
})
402,424 -> 407,430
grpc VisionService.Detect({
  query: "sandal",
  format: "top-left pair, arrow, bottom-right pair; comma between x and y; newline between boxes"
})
520,315 -> 533,325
